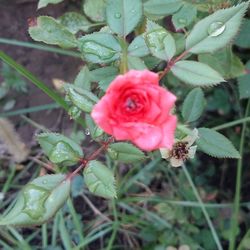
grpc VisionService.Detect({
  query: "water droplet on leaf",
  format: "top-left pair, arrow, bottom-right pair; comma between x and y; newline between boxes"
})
108,148 -> 118,160
146,29 -> 168,52
42,180 -> 47,184
178,18 -> 187,24
114,13 -> 121,19
85,128 -> 90,135
22,184 -> 49,220
208,21 -> 226,37
49,141 -> 78,164
81,41 -> 116,61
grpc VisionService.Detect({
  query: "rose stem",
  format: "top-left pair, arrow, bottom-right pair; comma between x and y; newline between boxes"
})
66,137 -> 114,180
159,50 -> 189,80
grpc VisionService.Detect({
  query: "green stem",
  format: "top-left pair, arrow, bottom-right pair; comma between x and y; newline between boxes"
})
0,51 -> 85,127
2,164 -> 16,193
67,199 -> 85,244
0,38 -> 81,58
182,164 -> 223,250
229,99 -> 250,250
119,38 -> 128,74
106,200 -> 119,250
42,224 -> 48,248
213,116 -> 250,131
0,103 -> 59,118
160,50 -> 189,80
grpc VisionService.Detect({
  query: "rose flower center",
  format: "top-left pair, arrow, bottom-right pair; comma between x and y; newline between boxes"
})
126,97 -> 138,111
123,95 -> 144,114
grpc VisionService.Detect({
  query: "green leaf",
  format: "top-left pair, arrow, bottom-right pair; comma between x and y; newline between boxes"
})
171,60 -> 225,86
90,66 -> 119,82
108,142 -> 145,163
172,33 -> 185,55
37,132 -> 83,166
68,106 -> 82,120
128,56 -> 147,70
145,20 -> 176,61
84,160 -> 117,198
239,229 -> 250,250
128,35 -> 150,57
49,141 -> 80,165
206,88 -> 231,115
197,128 -> 240,159
238,60 -> 250,99
106,0 -> 142,36
143,0 -> 183,19
182,88 -> 205,122
64,84 -> 99,113
0,174 -> 70,226
85,114 -> 104,139
83,0 -> 105,22
172,3 -> 197,30
186,2 -> 249,53
38,0 -> 63,9
0,85 -> 8,100
74,66 -> 91,90
78,33 -> 121,63
58,12 -> 92,34
143,56 -> 161,69
29,16 -> 77,49
234,19 -> 250,48
90,66 -> 119,91
198,47 -> 245,79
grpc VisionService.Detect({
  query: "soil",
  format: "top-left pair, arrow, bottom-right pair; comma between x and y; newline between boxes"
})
0,0 -> 83,144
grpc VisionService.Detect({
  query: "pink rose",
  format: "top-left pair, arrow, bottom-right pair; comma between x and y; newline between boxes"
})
91,70 -> 177,151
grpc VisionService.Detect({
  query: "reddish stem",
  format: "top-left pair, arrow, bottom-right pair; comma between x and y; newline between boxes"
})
159,50 -> 189,80
67,136 -> 114,180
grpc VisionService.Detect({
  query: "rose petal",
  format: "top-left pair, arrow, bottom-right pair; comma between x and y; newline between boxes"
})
107,70 -> 159,93
159,115 -> 177,149
155,89 -> 177,124
129,70 -> 159,86
127,123 -> 162,151
91,96 -> 113,134
112,126 -> 131,140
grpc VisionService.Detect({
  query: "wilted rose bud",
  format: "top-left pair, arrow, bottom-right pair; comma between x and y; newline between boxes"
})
160,129 -> 199,167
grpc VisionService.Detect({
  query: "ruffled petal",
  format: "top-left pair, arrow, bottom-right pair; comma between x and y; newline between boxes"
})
91,96 -> 113,134
159,115 -> 177,149
125,123 -> 162,151
107,70 -> 159,94
112,126 -> 131,140
155,89 -> 177,124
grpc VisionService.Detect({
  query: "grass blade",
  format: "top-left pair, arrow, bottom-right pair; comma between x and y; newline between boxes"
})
0,50 -> 85,127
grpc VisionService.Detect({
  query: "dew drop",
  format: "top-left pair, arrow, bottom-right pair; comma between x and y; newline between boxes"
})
23,184 -> 49,220
208,21 -> 226,37
81,41 -> 116,60
131,9 -> 136,13
114,12 -> 121,19
178,18 -> 187,24
42,180 -> 47,184
85,128 -> 90,135
146,29 -> 167,52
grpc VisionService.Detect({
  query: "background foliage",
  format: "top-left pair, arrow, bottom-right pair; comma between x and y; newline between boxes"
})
0,0 -> 250,249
